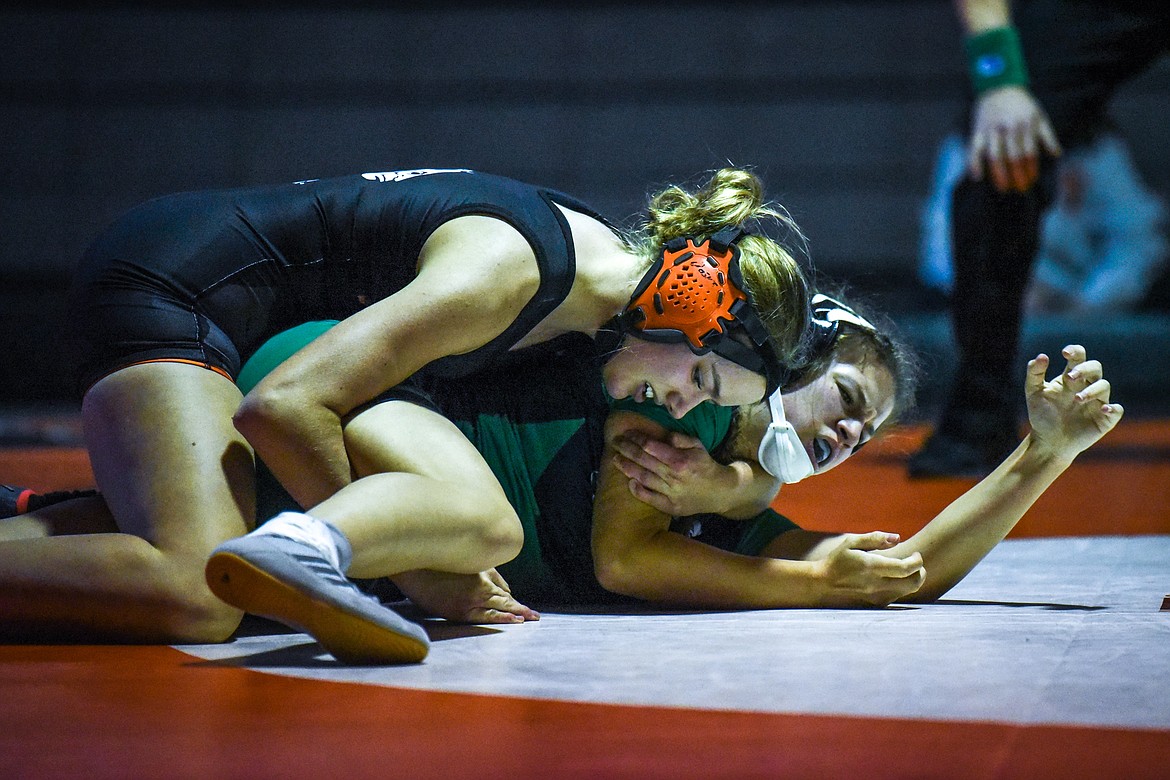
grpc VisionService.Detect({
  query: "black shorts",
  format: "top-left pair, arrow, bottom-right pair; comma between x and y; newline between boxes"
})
68,280 -> 244,395
348,379 -> 444,419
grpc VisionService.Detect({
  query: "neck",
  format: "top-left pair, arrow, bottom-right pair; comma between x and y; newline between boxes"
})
581,240 -> 650,336
553,204 -> 651,338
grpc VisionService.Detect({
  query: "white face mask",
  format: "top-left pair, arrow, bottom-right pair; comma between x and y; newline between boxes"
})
757,389 -> 814,484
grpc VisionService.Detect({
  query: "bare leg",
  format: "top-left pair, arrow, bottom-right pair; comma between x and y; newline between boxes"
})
201,399 -> 520,664
330,400 -> 523,578
0,495 -> 118,542
0,363 -> 254,643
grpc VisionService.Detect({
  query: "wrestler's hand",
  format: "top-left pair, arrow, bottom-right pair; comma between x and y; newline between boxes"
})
612,429 -> 739,516
815,532 -> 925,607
968,85 -> 1061,192
392,568 -> 540,624
1024,345 -> 1124,462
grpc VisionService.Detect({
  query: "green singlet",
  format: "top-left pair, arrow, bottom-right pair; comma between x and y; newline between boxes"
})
239,321 -> 798,606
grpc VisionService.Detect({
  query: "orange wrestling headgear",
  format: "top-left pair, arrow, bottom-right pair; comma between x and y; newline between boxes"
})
617,226 -> 789,395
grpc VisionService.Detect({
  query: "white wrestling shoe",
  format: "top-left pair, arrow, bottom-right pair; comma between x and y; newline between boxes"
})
206,532 -> 430,665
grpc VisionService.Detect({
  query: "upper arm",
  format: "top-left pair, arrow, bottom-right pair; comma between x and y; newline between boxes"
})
250,215 -> 541,417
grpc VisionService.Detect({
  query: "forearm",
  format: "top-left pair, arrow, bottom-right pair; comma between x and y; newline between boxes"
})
597,527 -> 832,609
882,433 -> 1072,601
954,0 -> 1011,33
234,395 -> 352,510
595,413 -> 829,607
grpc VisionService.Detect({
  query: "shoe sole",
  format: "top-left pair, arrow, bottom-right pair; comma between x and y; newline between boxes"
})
205,551 -> 429,665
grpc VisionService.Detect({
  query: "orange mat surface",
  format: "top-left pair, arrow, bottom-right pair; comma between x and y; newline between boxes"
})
3,642 -> 1168,780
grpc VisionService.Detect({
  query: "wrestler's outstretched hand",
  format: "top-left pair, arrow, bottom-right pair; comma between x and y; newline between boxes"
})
815,532 -> 926,608
393,568 -> 540,624
1024,345 -> 1123,462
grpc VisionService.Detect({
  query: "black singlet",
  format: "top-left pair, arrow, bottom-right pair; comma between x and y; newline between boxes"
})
66,168 -> 609,394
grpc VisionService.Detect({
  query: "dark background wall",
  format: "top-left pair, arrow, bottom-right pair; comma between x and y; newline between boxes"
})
3,2 -> 1168,407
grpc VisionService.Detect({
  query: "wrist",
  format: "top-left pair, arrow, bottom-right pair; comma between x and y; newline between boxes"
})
806,558 -> 843,608
1015,433 -> 1076,475
965,26 -> 1029,95
720,460 -> 756,515
725,460 -> 753,490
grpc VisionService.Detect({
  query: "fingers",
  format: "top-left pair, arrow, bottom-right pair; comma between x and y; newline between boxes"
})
627,479 -> 675,515
486,567 -> 511,591
871,550 -> 924,579
1035,346 -> 1122,433
473,607 -> 531,624
969,87 -> 1060,192
982,126 -> 1036,192
667,432 -> 704,450
883,566 -> 928,604
1016,127 -> 1039,191
1036,117 -> 1063,158
1099,403 -> 1125,430
470,608 -> 522,624
614,453 -> 669,494
1024,352 -> 1050,395
1000,126 -> 1035,192
840,534 -> 925,577
613,435 -> 665,471
967,134 -> 986,181
838,547 -> 927,606
1060,344 -> 1087,375
639,433 -> 703,467
1059,346 -> 1114,404
613,434 -> 685,477
1028,345 -> 1110,402
987,133 -> 1010,192
1065,359 -> 1102,388
502,600 -> 541,622
846,530 -> 901,552
1075,378 -> 1112,404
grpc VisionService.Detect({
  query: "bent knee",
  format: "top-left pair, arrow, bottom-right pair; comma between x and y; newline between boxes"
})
132,549 -> 245,644
158,573 -> 244,644
457,493 -> 524,566
169,589 -> 244,643
474,503 -> 524,564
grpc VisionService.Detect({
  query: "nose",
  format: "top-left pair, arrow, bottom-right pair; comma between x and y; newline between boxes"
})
667,388 -> 704,419
837,418 -> 863,451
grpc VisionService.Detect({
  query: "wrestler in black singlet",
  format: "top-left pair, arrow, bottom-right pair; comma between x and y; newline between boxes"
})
67,168 -> 609,395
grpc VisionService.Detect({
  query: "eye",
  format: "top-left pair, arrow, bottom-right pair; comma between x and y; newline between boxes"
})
837,381 -> 854,407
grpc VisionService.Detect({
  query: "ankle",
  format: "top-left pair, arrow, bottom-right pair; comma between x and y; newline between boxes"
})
252,511 -> 353,571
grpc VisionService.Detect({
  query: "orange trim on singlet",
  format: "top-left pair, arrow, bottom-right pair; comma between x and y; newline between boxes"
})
15,488 -> 34,515
122,358 -> 233,381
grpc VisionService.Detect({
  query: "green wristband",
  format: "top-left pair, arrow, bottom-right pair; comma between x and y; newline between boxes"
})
965,26 -> 1029,94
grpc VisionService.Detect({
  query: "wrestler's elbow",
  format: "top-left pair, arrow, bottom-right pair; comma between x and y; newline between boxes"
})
233,385 -> 297,445
593,547 -> 650,598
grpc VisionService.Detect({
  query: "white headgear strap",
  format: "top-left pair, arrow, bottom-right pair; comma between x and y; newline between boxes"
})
757,389 -> 815,484
811,293 -> 876,332
758,295 -> 875,484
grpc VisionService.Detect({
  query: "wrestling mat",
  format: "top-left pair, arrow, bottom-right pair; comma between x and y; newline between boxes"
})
3,420 -> 1168,778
